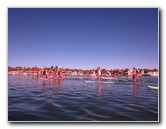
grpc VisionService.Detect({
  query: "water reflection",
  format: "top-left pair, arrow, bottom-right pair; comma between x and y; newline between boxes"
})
58,78 -> 62,87
96,83 -> 101,100
42,80 -> 46,90
132,81 -> 139,112
48,78 -> 53,85
55,78 -> 62,94
8,75 -> 158,121
133,81 -> 137,97
41,78 -> 63,95
52,79 -> 57,86
85,81 -> 102,100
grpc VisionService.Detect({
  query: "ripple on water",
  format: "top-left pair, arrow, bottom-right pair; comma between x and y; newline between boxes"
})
84,109 -> 110,119
8,75 -> 158,121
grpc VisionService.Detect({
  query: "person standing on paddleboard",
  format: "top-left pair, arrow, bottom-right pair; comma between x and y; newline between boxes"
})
53,69 -> 57,78
132,67 -> 138,82
97,67 -> 101,82
43,68 -> 47,79
58,68 -> 62,79
85,70 -> 89,80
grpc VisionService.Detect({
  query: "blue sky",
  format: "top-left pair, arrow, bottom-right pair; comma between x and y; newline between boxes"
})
8,8 -> 158,70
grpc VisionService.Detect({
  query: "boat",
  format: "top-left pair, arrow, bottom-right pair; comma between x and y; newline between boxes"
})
150,72 -> 158,76
71,71 -> 77,75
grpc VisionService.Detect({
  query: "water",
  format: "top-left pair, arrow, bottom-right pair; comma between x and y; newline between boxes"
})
8,75 -> 158,122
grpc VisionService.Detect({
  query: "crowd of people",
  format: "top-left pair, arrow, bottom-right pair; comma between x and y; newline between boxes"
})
35,66 -> 138,82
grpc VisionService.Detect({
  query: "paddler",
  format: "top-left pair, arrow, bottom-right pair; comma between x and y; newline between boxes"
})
97,66 -> 101,82
132,67 -> 137,82
53,69 -> 57,78
43,68 -> 47,79
85,70 -> 89,80
58,68 -> 62,79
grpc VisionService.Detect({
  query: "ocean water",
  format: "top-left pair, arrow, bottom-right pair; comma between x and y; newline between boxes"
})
8,75 -> 158,122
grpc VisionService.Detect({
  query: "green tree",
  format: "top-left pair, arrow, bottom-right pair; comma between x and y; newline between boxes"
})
51,66 -> 54,69
55,66 -> 58,70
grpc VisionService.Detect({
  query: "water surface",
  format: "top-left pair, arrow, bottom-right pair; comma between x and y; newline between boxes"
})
8,75 -> 158,122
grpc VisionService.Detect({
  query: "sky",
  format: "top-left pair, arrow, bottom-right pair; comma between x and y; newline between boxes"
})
8,8 -> 158,70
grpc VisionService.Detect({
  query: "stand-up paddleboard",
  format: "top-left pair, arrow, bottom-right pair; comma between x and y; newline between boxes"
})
101,77 -> 112,80
118,79 -> 145,82
85,80 -> 113,84
147,86 -> 158,90
39,77 -> 48,81
40,77 -> 67,80
78,77 -> 84,79
119,76 -> 132,79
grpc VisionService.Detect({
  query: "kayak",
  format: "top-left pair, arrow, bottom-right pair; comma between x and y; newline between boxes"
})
147,85 -> 158,90
85,80 -> 113,84
118,79 -> 145,82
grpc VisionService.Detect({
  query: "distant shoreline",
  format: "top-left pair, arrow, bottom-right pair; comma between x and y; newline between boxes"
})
8,66 -> 158,77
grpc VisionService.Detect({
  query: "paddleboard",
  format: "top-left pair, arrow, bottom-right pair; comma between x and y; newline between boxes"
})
85,80 -> 113,84
40,77 -> 67,80
147,86 -> 158,90
118,79 -> 145,82
101,77 -> 112,80
58,78 -> 67,80
39,77 -> 48,81
119,76 -> 132,79
78,77 -> 84,79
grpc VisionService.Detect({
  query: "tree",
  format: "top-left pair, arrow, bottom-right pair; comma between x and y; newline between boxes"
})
51,66 -> 54,69
55,66 -> 58,70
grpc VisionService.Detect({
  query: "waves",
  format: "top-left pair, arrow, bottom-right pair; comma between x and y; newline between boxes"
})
8,75 -> 158,121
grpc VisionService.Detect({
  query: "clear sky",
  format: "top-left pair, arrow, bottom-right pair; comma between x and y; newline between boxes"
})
8,8 -> 158,70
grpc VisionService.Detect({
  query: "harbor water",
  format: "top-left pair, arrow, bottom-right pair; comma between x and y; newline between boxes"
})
8,75 -> 158,122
